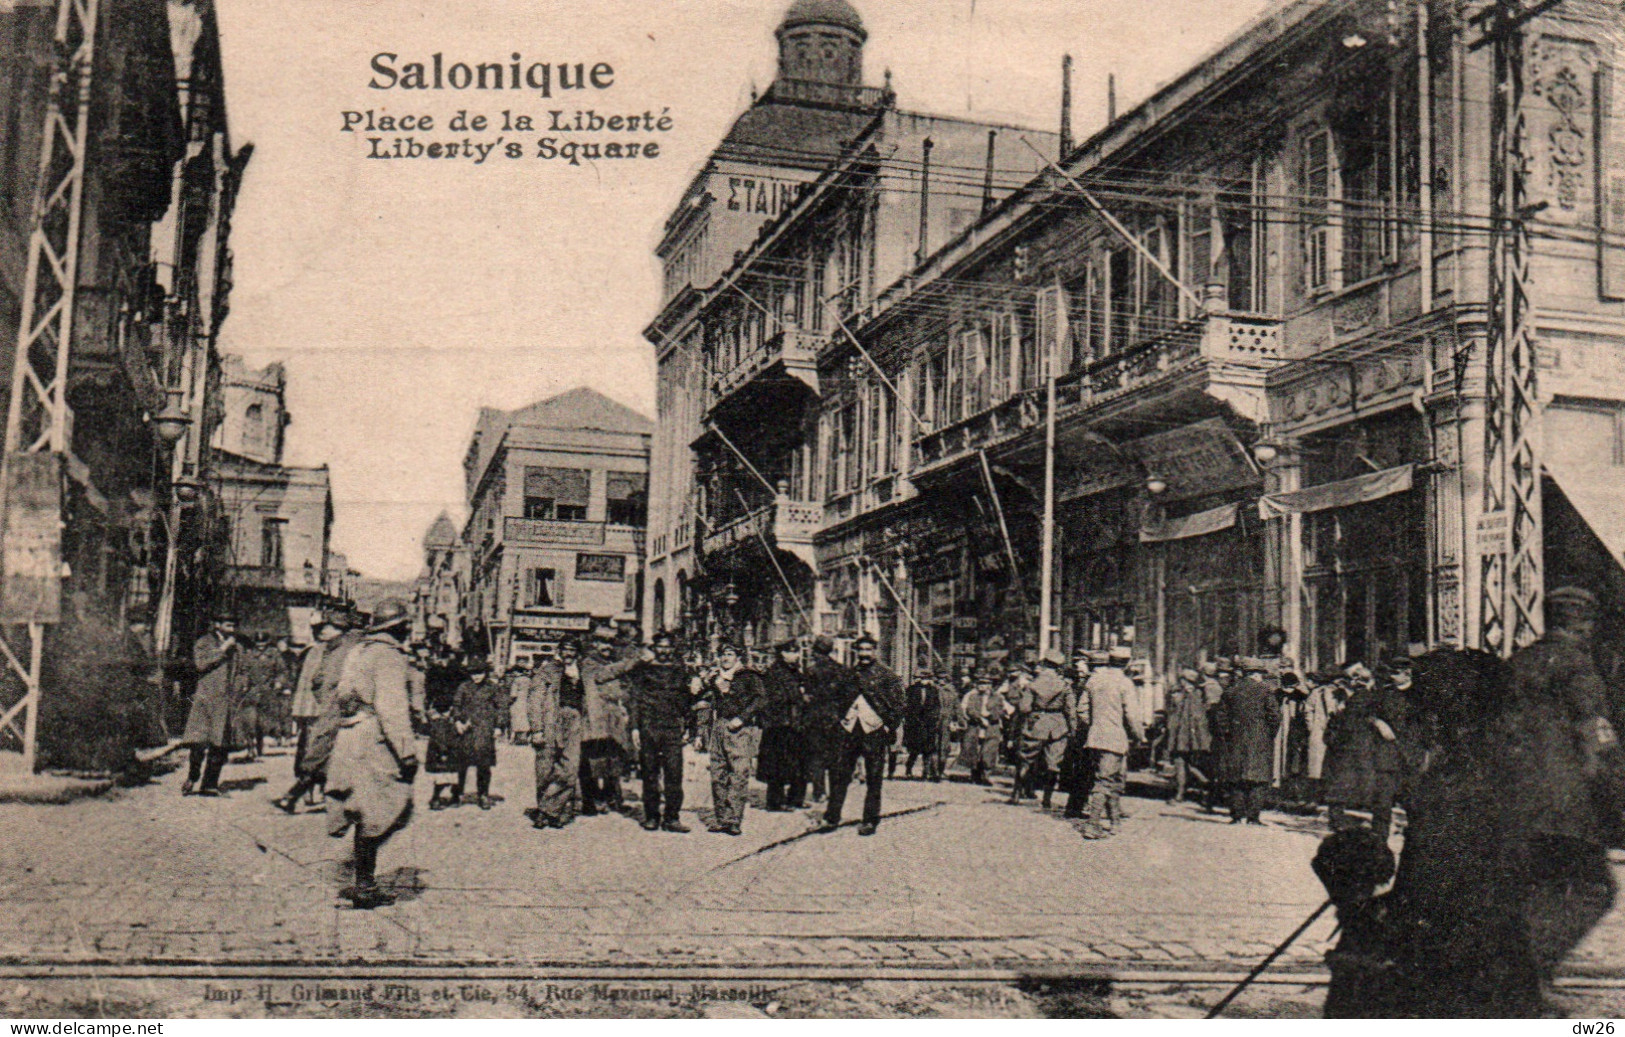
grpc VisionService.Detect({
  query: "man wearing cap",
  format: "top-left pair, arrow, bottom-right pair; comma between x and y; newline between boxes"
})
625,632 -> 694,832
579,626 -> 641,816
288,614 -> 342,782
1322,659 -> 1408,838
273,612 -> 364,812
799,635 -> 850,805
822,634 -> 904,836
1017,650 -> 1077,809
181,612 -> 241,797
1075,645 -> 1143,838
1505,585 -> 1624,982
959,672 -> 1004,786
530,639 -> 586,829
757,640 -> 806,812
903,665 -> 945,782
705,642 -> 766,835
324,599 -> 419,910
1212,657 -> 1280,826
1166,667 -> 1212,804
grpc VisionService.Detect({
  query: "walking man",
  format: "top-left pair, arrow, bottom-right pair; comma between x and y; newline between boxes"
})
181,612 -> 240,796
757,640 -> 806,811
626,632 -> 693,833
289,616 -> 341,779
530,640 -> 586,828
821,634 -> 904,836
323,600 -> 418,910
706,642 -> 766,835
1077,645 -> 1143,839
1017,649 -> 1076,809
273,612 -> 362,812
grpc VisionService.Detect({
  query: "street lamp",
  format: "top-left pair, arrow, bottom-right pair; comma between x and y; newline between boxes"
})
150,388 -> 191,444
173,474 -> 203,504
1145,475 -> 1168,497
1250,439 -> 1282,466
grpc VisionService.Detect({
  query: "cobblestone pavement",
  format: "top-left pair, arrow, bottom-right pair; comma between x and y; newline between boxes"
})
0,742 -> 1621,979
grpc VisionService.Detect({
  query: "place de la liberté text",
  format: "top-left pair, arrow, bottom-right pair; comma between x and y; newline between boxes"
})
349,54 -> 669,164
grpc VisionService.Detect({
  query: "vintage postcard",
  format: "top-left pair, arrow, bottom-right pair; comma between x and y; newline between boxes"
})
0,0 -> 1623,1023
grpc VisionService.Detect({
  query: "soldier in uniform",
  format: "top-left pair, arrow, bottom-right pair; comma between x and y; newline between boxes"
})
1076,645 -> 1143,839
625,632 -> 692,833
1015,649 -> 1076,809
959,672 -> 1004,786
323,600 -> 418,910
273,613 -> 362,812
181,613 -> 241,796
1505,586 -> 1624,985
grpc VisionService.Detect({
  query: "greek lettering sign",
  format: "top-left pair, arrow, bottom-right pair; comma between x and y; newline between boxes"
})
1,454 -> 62,625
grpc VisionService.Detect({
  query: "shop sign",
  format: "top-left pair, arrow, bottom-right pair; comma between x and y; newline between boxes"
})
951,616 -> 979,630
511,611 -> 593,632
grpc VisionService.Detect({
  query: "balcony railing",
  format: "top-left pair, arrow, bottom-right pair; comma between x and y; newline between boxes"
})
702,495 -> 820,560
224,565 -> 324,592
761,77 -> 891,110
710,327 -> 823,410
504,517 -> 606,547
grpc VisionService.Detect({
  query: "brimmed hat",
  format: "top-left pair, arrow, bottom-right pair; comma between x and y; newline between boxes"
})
1238,656 -> 1267,673
1179,667 -> 1200,682
776,638 -> 800,652
1039,648 -> 1066,668
367,599 -> 410,633
1108,645 -> 1132,663
1085,650 -> 1108,664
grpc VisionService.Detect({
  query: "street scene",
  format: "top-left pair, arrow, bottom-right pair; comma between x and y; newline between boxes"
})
3,0 -> 1625,1022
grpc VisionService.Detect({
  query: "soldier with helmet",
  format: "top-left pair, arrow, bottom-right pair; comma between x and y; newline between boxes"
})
1016,649 -> 1077,810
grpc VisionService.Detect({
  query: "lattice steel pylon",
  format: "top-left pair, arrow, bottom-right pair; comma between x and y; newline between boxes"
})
1480,0 -> 1545,657
0,0 -> 99,771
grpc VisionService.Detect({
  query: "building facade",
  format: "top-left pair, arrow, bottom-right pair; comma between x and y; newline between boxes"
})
643,0 -> 1057,654
461,387 -> 652,669
0,0 -> 248,768
413,511 -> 466,649
649,0 -> 1625,691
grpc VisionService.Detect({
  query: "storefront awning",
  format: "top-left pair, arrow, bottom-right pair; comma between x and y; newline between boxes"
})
1140,502 -> 1238,543
1547,463 -> 1625,569
1258,464 -> 1414,520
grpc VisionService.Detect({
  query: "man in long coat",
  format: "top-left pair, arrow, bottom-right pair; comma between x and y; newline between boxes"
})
625,632 -> 692,832
324,600 -> 418,910
959,673 -> 1004,786
1213,656 -> 1280,825
453,657 -> 503,809
1322,661 -> 1409,838
757,640 -> 806,811
799,636 -> 849,804
1165,667 -> 1212,803
1076,645 -> 1143,838
530,639 -> 586,828
1504,586 -> 1625,983
273,613 -> 361,812
578,627 -> 640,815
903,667 -> 944,781
181,614 -> 240,796
1017,650 -> 1076,808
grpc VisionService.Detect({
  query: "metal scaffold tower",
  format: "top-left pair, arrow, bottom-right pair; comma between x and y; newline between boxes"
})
1478,0 -> 1555,657
0,0 -> 100,772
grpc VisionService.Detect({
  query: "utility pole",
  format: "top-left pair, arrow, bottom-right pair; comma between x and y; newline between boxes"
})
1475,0 -> 1559,656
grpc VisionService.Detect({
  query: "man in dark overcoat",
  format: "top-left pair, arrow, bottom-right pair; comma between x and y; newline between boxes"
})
1322,660 -> 1410,839
530,639 -> 586,828
181,613 -> 240,796
903,666 -> 945,781
625,631 -> 692,832
820,634 -> 904,836
757,640 -> 806,811
799,635 -> 849,804
273,613 -> 362,812
1213,656 -> 1280,825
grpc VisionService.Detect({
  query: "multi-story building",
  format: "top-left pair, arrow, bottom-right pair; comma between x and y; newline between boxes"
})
643,0 -> 1057,650
651,0 -> 1625,686
413,511 -> 465,649
0,0 -> 248,768
210,356 -> 338,643
461,387 -> 652,669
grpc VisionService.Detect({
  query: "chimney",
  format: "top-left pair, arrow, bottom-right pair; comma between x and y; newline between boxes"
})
982,130 -> 998,216
1060,54 -> 1074,158
916,138 -> 934,267
1108,73 -> 1117,124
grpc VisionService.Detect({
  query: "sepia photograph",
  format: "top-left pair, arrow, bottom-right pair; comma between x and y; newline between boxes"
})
0,0 -> 1624,1022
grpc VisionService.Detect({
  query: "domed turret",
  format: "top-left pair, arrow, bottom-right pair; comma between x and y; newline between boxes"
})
776,0 -> 865,87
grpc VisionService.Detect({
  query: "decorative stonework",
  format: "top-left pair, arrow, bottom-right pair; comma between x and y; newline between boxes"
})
1528,36 -> 1598,223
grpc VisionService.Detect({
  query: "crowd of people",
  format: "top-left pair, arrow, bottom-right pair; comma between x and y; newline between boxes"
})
165,585 -> 1625,1017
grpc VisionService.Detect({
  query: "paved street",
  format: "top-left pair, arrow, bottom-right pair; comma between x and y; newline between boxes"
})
1,740 -> 1622,984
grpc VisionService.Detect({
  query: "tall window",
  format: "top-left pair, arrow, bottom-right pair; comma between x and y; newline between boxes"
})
524,467 -> 589,521
1302,128 -> 1334,292
259,518 -> 286,569
606,472 -> 647,526
524,567 -> 559,608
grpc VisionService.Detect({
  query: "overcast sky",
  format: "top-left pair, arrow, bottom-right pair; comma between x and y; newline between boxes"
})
211,0 -> 1275,581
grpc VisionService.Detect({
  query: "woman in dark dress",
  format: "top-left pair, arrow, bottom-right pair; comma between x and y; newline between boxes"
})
424,653 -> 466,809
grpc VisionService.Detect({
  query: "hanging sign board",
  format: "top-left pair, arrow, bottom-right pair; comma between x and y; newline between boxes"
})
1,454 -> 62,625
1476,510 -> 1510,559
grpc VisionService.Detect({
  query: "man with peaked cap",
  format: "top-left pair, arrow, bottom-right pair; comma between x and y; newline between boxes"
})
903,663 -> 945,782
324,599 -> 418,910
1505,585 -> 1624,983
579,624 -> 641,816
821,633 -> 904,836
1075,645 -> 1144,838
959,670 -> 1003,787
757,639 -> 807,812
704,641 -> 766,835
624,631 -> 694,833
1166,667 -> 1212,804
181,610 -> 241,797
530,638 -> 586,829
274,611 -> 364,812
1016,649 -> 1077,809
1213,657 -> 1282,826
799,634 -> 850,804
